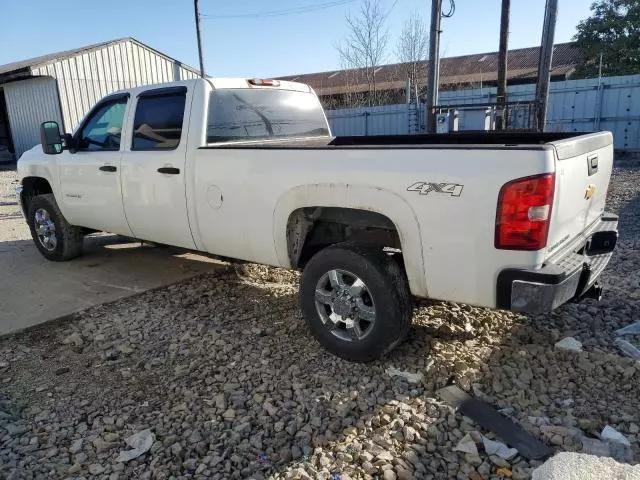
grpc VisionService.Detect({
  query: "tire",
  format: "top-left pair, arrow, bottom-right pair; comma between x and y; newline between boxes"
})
27,193 -> 84,261
300,243 -> 412,362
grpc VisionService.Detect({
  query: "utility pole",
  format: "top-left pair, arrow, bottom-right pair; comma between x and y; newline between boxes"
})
426,0 -> 443,134
496,0 -> 510,130
534,0 -> 558,132
194,0 -> 206,78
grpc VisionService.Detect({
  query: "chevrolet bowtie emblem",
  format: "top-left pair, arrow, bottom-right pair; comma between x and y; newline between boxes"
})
585,184 -> 596,200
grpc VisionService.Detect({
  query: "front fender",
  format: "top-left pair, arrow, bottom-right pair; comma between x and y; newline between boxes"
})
273,183 -> 427,297
17,148 -> 59,195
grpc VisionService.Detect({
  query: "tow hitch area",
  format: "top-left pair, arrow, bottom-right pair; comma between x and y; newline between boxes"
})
582,281 -> 603,301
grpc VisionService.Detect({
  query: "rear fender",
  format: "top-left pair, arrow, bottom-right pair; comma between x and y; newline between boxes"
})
273,183 -> 427,296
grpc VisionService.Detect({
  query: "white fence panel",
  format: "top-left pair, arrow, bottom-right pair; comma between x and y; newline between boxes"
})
326,74 -> 640,151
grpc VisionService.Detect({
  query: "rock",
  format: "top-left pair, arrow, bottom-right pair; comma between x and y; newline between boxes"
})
464,454 -> 483,467
68,463 -> 82,474
600,426 -> 631,447
403,450 -> 420,467
63,332 -> 83,347
362,461 -> 376,474
104,348 -> 119,360
279,446 -> 292,463
395,467 -> 412,480
188,430 -> 203,444
555,337 -> 582,352
183,458 -> 197,471
55,367 -> 70,375
291,445 -> 302,459
550,434 -> 564,446
629,423 -> 639,434
478,461 -> 491,478
104,432 -> 119,442
214,394 -> 226,410
70,439 -> 83,454
581,437 -> 610,456
222,408 -> 235,420
88,464 -> 105,475
263,401 -> 278,417
386,366 -> 423,384
171,442 -> 183,456
482,436 -> 518,460
454,433 -> 479,456
376,450 -> 394,462
383,470 -> 397,480
92,437 -> 114,454
489,455 -> 511,468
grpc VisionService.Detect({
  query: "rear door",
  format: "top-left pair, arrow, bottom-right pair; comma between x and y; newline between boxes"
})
545,132 -> 614,256
120,86 -> 196,249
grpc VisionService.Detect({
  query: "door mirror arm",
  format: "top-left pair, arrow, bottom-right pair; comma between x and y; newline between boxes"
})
62,134 -> 78,154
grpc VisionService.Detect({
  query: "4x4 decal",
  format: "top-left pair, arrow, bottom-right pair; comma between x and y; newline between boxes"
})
407,182 -> 464,197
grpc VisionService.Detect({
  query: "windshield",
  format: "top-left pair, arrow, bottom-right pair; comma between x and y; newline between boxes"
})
206,89 -> 330,143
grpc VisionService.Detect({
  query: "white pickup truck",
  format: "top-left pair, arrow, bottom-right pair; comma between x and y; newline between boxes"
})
17,77 -> 618,361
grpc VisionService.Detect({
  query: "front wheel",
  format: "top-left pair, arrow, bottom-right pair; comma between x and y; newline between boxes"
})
300,243 -> 412,362
27,193 -> 84,261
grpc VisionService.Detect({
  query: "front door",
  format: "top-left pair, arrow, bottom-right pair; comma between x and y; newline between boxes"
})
120,86 -> 195,249
57,93 -> 133,236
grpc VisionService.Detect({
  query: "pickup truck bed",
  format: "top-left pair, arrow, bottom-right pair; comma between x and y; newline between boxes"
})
202,132 -> 592,149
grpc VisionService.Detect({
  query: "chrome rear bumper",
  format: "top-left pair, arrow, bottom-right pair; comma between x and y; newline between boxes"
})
496,213 -> 618,314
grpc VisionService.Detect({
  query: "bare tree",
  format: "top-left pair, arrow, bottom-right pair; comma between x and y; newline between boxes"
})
337,0 -> 390,106
395,11 -> 428,101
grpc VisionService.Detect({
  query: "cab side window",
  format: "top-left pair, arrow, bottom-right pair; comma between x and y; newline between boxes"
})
78,99 -> 127,151
132,89 -> 186,151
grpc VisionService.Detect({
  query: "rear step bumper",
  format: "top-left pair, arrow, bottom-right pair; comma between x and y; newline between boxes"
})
496,213 -> 618,314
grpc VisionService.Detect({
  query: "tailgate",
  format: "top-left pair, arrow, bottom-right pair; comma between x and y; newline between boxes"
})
545,132 -> 614,258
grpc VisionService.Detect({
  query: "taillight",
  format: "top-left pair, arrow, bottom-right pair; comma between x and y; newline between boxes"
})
248,78 -> 280,87
495,173 -> 555,250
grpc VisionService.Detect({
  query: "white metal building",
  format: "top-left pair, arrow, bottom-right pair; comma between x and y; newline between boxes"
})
0,38 -> 199,160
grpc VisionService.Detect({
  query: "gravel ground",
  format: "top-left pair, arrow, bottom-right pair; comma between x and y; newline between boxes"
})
0,168 -> 20,215
1,165 -> 639,480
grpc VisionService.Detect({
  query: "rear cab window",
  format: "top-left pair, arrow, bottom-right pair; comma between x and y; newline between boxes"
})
206,88 -> 329,144
132,87 -> 187,150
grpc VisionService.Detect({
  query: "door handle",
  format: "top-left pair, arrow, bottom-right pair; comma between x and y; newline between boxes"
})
99,165 -> 117,172
157,167 -> 180,175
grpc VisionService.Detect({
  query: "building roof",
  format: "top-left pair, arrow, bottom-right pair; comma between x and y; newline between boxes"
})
0,38 -> 200,82
278,43 -> 581,96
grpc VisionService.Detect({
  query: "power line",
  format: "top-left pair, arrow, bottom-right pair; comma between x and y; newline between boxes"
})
200,0 -> 356,20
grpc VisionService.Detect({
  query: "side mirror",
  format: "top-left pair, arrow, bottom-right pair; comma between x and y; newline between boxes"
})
40,121 -> 63,154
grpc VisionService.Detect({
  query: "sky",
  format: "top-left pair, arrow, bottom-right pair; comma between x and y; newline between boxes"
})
0,0 -> 593,78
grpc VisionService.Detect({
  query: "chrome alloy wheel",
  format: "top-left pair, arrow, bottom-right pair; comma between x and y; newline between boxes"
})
34,208 -> 57,251
314,269 -> 376,341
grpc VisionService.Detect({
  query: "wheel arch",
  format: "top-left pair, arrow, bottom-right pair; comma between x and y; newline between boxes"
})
20,176 -> 54,216
273,183 -> 427,296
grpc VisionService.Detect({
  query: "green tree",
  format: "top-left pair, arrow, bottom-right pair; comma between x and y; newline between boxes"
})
573,0 -> 640,78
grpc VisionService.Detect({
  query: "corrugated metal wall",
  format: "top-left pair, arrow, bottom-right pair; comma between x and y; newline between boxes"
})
327,74 -> 640,151
2,77 -> 64,158
327,104 -> 420,136
30,39 -> 198,134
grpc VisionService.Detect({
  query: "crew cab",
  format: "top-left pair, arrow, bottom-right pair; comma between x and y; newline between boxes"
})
16,78 -> 618,361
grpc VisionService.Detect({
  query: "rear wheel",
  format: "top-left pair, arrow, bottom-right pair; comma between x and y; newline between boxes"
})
300,243 -> 412,362
27,193 -> 84,261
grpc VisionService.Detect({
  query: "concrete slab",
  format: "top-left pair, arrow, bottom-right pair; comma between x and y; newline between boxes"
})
0,215 -> 226,335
